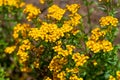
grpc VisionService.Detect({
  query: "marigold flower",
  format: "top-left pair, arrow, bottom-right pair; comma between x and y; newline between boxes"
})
13,23 -> 30,39
86,28 -> 113,53
109,75 -> 116,80
48,55 -> 67,72
0,0 -> 25,8
99,16 -> 118,27
99,0 -> 109,2
66,4 -> 80,14
57,71 -> 66,80
39,0 -> 45,4
45,77 -> 52,80
53,45 -> 75,56
23,4 -> 41,21
72,53 -> 89,67
116,71 -> 120,79
101,40 -> 113,52
39,22 -> 64,42
69,74 -> 83,80
4,46 -> 16,54
47,5 -> 66,20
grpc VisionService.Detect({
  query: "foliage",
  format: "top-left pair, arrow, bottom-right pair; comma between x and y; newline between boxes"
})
1,0 -> 120,80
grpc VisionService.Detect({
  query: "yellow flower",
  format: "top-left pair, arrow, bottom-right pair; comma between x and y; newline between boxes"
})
109,75 -> 116,80
0,0 -> 24,8
66,4 -> 80,14
53,45 -> 75,56
39,0 -> 45,4
23,4 -> 41,21
65,13 -> 81,26
72,53 -> 89,67
45,77 -> 52,80
33,59 -> 39,68
60,23 -> 73,33
4,46 -> 16,54
57,71 -> 66,80
13,23 -> 30,39
116,71 -> 120,79
86,40 -> 102,53
86,28 -> 112,53
101,40 -> 113,52
99,0 -> 109,2
48,55 -> 67,72
39,22 -> 64,42
21,66 -> 31,72
66,67 -> 79,73
17,50 -> 29,64
47,5 -> 66,20
99,16 -> 118,27
93,60 -> 98,66
69,74 -> 83,80
71,29 -> 80,35
28,28 -> 41,41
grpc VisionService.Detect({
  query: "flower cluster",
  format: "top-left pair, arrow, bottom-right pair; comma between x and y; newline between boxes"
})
72,53 -> 89,67
4,46 -> 16,54
99,16 -> 118,27
13,23 -> 30,39
66,4 -> 80,14
69,74 -> 83,80
39,22 -> 64,42
48,55 -> 68,72
53,45 -> 75,56
64,13 -> 81,26
0,0 -> 25,8
23,4 -> 41,21
86,28 -> 113,53
29,22 -> 74,42
47,5 -> 66,20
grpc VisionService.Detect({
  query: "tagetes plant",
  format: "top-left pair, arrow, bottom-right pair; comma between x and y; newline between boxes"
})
2,0 -> 120,80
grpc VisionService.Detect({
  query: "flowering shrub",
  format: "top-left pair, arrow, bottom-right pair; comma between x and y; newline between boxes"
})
1,0 -> 120,80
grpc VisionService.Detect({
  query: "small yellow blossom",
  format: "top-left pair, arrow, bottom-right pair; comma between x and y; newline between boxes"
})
66,4 -> 80,14
66,67 -> 79,73
0,0 -> 25,8
53,45 -> 75,56
21,66 -> 32,72
4,46 -> 16,54
17,50 -> 29,64
99,0 -> 109,2
109,75 -> 116,80
101,40 -> 113,52
116,71 -> 120,79
47,5 -> 66,20
72,53 -> 89,67
23,4 -> 41,21
69,74 -> 83,80
28,28 -> 41,41
13,23 -> 30,39
99,16 -> 118,27
33,60 -> 39,68
45,77 -> 52,80
71,29 -> 80,35
57,71 -> 66,80
86,28 -> 113,53
65,13 -> 81,26
48,55 -> 67,72
39,22 -> 64,42
39,0 -> 45,4
93,60 -> 98,66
